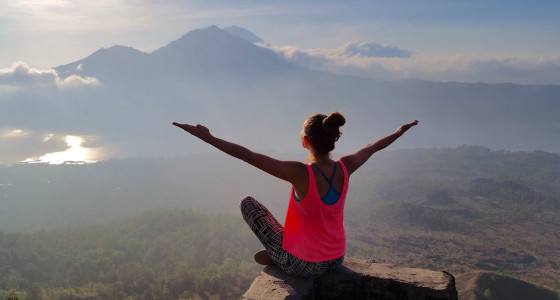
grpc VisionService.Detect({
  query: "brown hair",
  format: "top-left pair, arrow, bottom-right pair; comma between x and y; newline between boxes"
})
304,112 -> 346,155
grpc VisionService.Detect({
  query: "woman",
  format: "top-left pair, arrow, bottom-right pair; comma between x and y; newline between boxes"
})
173,112 -> 418,278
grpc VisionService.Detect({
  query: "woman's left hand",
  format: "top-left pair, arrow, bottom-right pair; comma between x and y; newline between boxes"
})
396,120 -> 419,134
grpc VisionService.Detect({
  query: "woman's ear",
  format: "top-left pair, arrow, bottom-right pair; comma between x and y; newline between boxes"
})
302,135 -> 311,149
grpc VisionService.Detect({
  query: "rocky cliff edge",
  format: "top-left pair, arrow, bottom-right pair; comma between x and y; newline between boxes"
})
242,257 -> 457,300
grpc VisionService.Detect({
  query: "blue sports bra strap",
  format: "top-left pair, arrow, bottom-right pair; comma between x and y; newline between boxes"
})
312,162 -> 337,184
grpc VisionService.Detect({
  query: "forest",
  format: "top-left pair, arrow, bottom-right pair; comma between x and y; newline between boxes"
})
1,146 -> 559,299
0,209 -> 263,299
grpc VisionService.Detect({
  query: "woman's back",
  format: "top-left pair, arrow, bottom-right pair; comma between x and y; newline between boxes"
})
283,160 -> 349,262
312,160 -> 345,201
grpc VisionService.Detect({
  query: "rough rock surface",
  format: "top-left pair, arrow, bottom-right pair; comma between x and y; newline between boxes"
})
242,257 -> 457,300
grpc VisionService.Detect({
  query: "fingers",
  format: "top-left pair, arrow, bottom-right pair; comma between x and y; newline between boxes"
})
172,122 -> 200,127
172,122 -> 194,132
406,120 -> 418,127
173,122 -> 194,128
172,122 -> 207,135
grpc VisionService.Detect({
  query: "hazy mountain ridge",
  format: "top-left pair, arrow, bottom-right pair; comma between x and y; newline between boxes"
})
53,25 -> 560,155
1,147 -> 558,232
56,45 -> 151,82
1,25 -> 559,164
56,25 -> 299,82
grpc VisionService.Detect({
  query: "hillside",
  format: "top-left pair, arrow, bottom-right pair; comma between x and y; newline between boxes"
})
1,146 -> 559,297
2,147 -> 559,233
343,147 -> 560,292
0,209 -> 264,299
455,272 -> 559,300
1,208 -> 558,299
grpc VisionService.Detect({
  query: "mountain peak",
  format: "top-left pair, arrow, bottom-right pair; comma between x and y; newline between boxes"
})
78,45 -> 148,64
154,25 -> 249,53
150,25 -> 296,76
95,45 -> 142,54
55,45 -> 148,79
222,26 -> 264,44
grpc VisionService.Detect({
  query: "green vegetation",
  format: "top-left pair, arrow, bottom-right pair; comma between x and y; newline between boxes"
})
5,290 -> 18,300
0,209 -> 262,299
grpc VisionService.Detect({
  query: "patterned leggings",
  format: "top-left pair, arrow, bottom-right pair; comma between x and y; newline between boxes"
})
240,196 -> 344,278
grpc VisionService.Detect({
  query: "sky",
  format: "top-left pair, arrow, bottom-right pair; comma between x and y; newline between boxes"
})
1,0 -> 560,84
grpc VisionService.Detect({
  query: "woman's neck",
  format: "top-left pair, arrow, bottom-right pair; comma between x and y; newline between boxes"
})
307,153 -> 332,164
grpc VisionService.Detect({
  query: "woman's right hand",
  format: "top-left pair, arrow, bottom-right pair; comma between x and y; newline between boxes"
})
173,122 -> 213,141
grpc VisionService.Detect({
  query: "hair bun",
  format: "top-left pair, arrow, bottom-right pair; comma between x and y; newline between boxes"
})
322,111 -> 346,139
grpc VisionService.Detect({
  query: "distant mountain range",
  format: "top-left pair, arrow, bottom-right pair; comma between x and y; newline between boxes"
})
56,25 -> 296,83
2,25 -> 559,163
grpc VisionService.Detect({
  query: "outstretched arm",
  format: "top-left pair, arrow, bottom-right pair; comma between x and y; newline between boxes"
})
172,122 -> 306,184
340,120 -> 418,176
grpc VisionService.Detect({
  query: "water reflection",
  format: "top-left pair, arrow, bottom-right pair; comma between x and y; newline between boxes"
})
23,135 -> 99,164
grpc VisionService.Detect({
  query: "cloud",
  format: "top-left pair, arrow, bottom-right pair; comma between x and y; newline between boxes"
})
60,74 -> 102,87
262,43 -> 560,85
340,42 -> 412,58
42,133 -> 55,142
1,129 -> 31,138
0,62 -> 100,89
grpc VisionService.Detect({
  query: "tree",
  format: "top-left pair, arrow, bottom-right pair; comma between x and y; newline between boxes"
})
5,290 -> 19,300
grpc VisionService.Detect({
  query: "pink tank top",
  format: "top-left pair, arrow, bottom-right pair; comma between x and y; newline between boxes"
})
282,160 -> 349,262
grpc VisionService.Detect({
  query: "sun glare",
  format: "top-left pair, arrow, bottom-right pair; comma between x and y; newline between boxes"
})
24,135 -> 99,165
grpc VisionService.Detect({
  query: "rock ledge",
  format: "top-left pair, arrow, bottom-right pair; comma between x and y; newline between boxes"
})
242,257 -> 457,300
